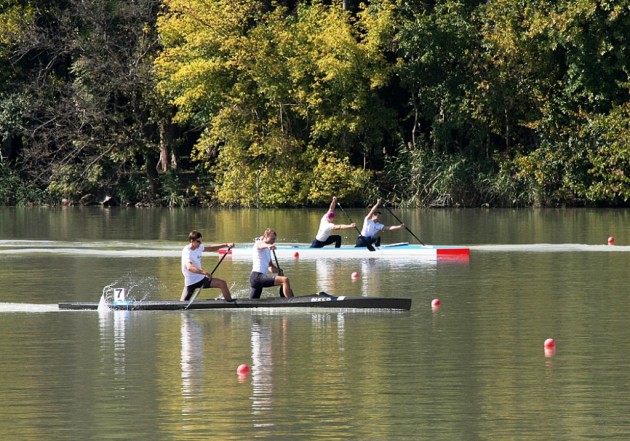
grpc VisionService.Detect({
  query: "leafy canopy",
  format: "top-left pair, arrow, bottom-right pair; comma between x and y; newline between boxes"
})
155,0 -> 397,206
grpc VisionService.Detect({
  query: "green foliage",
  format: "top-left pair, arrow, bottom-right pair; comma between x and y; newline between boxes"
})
159,170 -> 187,207
582,102 -> 630,203
46,163 -> 106,202
1,0 -> 629,207
287,1 -> 397,155
0,160 -> 50,206
391,0 -> 630,207
384,141 -> 545,208
0,92 -> 27,141
475,160 -> 532,208
303,147 -> 373,205
0,2 -> 34,57
0,0 -> 164,205
508,145 -> 576,207
155,0 -> 397,206
0,159 -> 21,205
112,173 -> 154,206
383,144 -> 476,207
398,0 -> 484,151
467,0 -> 630,206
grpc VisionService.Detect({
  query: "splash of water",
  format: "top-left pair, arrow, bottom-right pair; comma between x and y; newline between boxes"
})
97,294 -> 109,313
98,273 -> 165,309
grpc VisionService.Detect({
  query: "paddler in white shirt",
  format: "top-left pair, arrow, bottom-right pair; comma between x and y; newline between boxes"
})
310,196 -> 356,248
249,228 -> 294,299
355,198 -> 405,248
180,230 -> 234,301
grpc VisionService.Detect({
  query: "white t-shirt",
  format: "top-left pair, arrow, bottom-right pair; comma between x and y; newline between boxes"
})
181,244 -> 205,286
251,240 -> 272,274
315,215 -> 335,241
360,218 -> 384,238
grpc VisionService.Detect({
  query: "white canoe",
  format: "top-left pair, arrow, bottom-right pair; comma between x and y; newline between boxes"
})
219,242 -> 469,260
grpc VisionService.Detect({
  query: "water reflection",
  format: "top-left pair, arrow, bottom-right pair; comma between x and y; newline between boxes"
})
314,260 -> 338,294
180,314 -> 205,414
359,259 -> 384,297
248,311 -> 348,426
311,312 -> 346,352
98,309 -> 130,378
316,255 -> 450,298
251,319 -> 274,419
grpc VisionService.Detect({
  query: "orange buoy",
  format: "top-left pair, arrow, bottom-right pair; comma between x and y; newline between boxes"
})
431,299 -> 441,310
237,364 -> 250,375
351,272 -> 360,280
608,236 -> 615,245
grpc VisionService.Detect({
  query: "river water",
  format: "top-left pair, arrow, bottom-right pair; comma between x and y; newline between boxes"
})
0,206 -> 629,440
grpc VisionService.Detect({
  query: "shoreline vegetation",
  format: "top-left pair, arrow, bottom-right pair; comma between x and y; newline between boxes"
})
0,1 -> 628,208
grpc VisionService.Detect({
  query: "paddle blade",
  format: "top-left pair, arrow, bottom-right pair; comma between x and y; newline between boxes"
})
278,269 -> 285,296
185,287 -> 202,309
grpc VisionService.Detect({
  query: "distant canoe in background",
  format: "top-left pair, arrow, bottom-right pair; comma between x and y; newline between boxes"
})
219,242 -> 470,261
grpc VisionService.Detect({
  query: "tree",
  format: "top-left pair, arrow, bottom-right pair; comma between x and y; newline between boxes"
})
155,0 -> 397,206
1,0 -> 166,204
0,1 -> 35,163
583,102 -> 630,203
484,0 -> 630,205
398,1 -> 481,153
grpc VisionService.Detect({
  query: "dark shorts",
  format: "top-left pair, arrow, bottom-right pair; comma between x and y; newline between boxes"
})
310,235 -> 342,248
249,272 -> 276,299
355,236 -> 380,247
181,276 -> 212,301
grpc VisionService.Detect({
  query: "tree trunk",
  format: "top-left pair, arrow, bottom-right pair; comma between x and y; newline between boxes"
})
157,120 -> 169,172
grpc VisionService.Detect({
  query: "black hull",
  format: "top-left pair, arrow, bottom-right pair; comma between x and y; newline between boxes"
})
59,294 -> 411,311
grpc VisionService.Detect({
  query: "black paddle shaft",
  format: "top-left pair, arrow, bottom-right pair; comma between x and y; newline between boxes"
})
383,205 -> 425,245
272,249 -> 284,297
209,245 -> 232,274
336,202 -> 376,251
186,245 -> 232,309
272,249 -> 284,276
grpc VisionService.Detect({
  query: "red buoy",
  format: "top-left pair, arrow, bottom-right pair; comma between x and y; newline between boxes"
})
293,251 -> 300,259
431,299 -> 441,310
544,338 -> 555,350
237,364 -> 250,375
608,236 -> 615,245
351,272 -> 360,280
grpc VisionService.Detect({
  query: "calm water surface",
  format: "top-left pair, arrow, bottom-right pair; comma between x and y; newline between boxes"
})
1,207 -> 629,440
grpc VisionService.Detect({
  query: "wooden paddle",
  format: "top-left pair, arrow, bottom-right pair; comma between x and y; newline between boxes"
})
383,204 -> 425,245
272,249 -> 285,297
336,202 -> 376,251
186,245 -> 233,309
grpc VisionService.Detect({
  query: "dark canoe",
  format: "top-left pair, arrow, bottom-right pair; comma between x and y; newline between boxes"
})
59,294 -> 412,311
